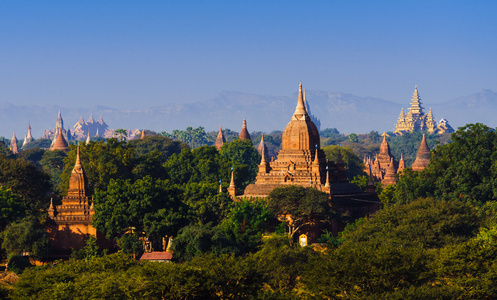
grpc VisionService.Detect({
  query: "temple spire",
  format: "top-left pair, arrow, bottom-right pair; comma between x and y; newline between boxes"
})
75,145 -> 82,169
26,122 -> 33,141
215,125 -> 225,150
10,132 -> 18,154
293,82 -> 308,120
412,134 -> 430,171
239,119 -> 251,140
408,85 -> 424,115
227,167 -> 237,198
313,144 -> 319,164
86,132 -> 91,145
141,129 -> 146,139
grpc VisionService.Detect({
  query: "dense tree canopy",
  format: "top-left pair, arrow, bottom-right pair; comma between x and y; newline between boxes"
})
267,185 -> 337,238
386,123 -> 497,205
322,145 -> 366,179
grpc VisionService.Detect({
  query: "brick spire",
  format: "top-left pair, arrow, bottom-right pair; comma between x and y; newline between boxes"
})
67,146 -> 88,197
215,126 -> 225,150
382,157 -> 397,186
227,167 -> 237,198
239,119 -> 251,140
50,127 -> 69,151
10,132 -> 18,154
397,153 -> 405,174
412,134 -> 430,171
141,129 -> 146,139
292,82 -> 309,121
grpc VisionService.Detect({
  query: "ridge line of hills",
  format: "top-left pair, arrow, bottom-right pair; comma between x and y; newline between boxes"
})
1,89 -> 496,138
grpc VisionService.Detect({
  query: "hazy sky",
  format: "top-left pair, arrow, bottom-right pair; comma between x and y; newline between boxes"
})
1,1 -> 496,109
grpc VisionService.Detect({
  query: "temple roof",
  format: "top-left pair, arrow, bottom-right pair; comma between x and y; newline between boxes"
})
412,134 -> 430,171
281,83 -> 320,151
215,126 -> 225,150
67,146 -> 89,197
239,119 -> 251,140
51,128 -> 69,151
408,86 -> 424,115
379,133 -> 392,157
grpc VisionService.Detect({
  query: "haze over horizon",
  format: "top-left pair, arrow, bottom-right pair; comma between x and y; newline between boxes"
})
1,1 -> 496,133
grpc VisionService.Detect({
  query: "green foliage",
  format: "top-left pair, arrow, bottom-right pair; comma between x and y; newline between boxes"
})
390,124 -> 497,204
219,139 -> 261,189
60,140 -> 135,196
12,252 -> 266,300
39,149 -> 67,194
2,216 -> 50,259
93,176 -> 186,241
16,148 -> 45,164
114,128 -> 128,141
115,234 -> 143,257
388,131 -> 442,166
342,198 -> 480,249
162,126 -> 208,148
19,138 -> 51,150
267,185 -> 336,238
172,224 -> 240,262
348,132 -> 359,143
221,199 -> 273,253
71,237 -> 102,261
351,174 -> 383,194
323,145 -> 366,179
0,187 -> 24,231
183,181 -> 232,226
254,235 -> 316,297
0,154 -> 51,213
128,135 -> 187,158
7,255 -> 33,274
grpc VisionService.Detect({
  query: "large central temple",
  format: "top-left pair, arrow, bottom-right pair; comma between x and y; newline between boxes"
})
244,83 -> 332,196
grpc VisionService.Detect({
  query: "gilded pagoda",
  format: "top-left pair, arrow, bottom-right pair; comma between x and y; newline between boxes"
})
394,86 -> 436,135
394,86 -> 454,135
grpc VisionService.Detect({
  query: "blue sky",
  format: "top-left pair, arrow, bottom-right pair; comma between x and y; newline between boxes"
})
1,1 -> 496,109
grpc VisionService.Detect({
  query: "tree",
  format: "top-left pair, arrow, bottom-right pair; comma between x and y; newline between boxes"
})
266,185 -> 336,239
127,135 -> 187,159
16,148 -> 45,165
39,150 -> 67,194
60,140 -> 135,196
2,216 -> 50,259
114,128 -> 128,141
0,187 -> 25,231
172,224 -> 240,262
221,199 -> 273,253
348,133 -> 359,143
93,176 -> 186,243
300,198 -> 482,298
219,139 -> 261,189
18,138 -> 51,151
392,123 -> 497,204
0,154 -> 51,213
322,145 -> 366,179
182,181 -> 233,226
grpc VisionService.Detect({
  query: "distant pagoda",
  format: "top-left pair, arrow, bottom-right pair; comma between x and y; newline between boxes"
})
394,86 -> 454,135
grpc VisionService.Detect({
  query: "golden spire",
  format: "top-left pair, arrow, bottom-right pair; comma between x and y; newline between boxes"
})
293,82 -> 308,120
313,144 -> 319,164
75,145 -> 82,170
229,169 -> 235,188
325,165 -> 330,187
239,119 -> 251,140
215,125 -> 225,150
141,129 -> 146,139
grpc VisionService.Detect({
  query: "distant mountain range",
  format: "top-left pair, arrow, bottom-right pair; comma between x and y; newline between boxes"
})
1,89 -> 497,139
